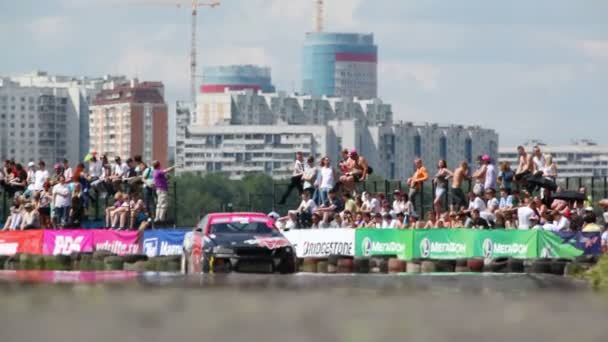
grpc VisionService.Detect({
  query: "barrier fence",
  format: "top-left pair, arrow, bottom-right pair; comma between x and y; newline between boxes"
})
2,176 -> 608,227
0,228 -> 600,260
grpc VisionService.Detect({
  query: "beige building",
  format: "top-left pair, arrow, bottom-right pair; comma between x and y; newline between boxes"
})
89,80 -> 168,165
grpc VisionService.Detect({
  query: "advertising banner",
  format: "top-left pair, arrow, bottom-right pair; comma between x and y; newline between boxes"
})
473,230 -> 537,259
43,230 -> 94,256
92,230 -> 140,255
0,230 -> 44,255
537,231 -> 601,258
354,229 -> 413,260
283,229 -> 355,257
142,229 -> 189,257
412,230 -> 474,259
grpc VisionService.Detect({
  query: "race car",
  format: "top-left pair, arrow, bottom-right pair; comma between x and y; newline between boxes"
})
181,212 -> 297,274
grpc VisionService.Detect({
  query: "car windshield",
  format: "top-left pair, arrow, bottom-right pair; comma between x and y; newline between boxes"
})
210,222 -> 275,235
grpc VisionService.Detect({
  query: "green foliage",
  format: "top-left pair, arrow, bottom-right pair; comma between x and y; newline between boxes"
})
585,256 -> 608,291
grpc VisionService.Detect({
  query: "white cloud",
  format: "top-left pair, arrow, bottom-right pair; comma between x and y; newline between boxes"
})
580,40 -> 608,59
204,46 -> 275,67
380,62 -> 441,91
112,49 -> 189,90
28,16 -> 70,42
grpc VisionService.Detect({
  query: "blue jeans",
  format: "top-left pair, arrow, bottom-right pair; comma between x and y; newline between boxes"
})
318,188 -> 330,205
54,206 -> 69,227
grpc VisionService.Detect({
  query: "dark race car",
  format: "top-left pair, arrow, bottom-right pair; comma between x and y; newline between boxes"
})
182,212 -> 297,274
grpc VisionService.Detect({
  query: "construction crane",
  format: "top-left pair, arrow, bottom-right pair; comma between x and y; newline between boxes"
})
313,0 -> 324,32
133,0 -> 220,105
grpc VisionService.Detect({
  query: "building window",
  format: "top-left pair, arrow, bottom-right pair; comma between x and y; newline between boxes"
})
413,135 -> 422,157
465,138 -> 473,164
439,136 -> 447,160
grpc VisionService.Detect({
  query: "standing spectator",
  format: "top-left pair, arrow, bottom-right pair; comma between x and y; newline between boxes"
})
52,175 -> 71,228
517,197 -> 537,230
37,182 -> 53,228
317,156 -> 335,205
340,149 -> 370,193
67,183 -> 84,228
482,155 -> 496,192
497,161 -> 514,194
21,202 -> 40,230
152,160 -> 177,223
125,158 -> 140,197
51,163 -> 64,185
111,156 -> 128,193
450,161 -> 470,212
8,163 -> 27,197
407,158 -> 429,209
63,159 -> 73,181
33,160 -> 50,193
302,156 -> 318,198
25,162 -> 36,195
471,156 -> 486,195
278,152 -> 305,205
433,159 -> 453,215
139,160 -> 156,217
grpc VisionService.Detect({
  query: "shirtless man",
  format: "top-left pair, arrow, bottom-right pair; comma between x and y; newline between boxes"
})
451,161 -> 470,212
339,149 -> 369,193
514,146 -> 535,193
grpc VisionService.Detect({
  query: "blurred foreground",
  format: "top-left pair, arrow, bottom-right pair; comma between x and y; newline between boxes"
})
0,272 -> 605,342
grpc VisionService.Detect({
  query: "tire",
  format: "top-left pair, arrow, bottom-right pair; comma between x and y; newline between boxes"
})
467,258 -> 484,272
123,254 -> 149,263
406,260 -> 421,273
550,258 -> 571,276
506,258 -> 524,273
104,256 -> 125,271
575,255 -> 599,264
327,263 -> 338,274
93,250 -> 114,261
435,259 -> 456,273
487,257 -> 509,273
302,258 -> 317,273
278,256 -> 297,274
369,257 -> 383,273
454,266 -> 470,273
316,260 -> 328,274
388,258 -> 406,273
327,255 -> 341,266
455,258 -> 468,267
530,258 -> 552,274
353,257 -> 370,274
337,258 -> 354,273
421,260 -> 436,273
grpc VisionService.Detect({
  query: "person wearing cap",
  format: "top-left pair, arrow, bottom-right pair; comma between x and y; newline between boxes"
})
278,152 -> 305,205
407,158 -> 429,208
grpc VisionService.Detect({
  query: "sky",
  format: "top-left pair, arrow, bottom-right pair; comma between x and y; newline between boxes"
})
1,0 -> 607,146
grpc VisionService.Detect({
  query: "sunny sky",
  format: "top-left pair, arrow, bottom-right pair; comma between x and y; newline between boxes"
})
1,0 -> 607,146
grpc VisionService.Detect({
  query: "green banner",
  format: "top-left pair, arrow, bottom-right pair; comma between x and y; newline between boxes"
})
537,231 -> 584,259
473,230 -> 537,259
355,229 -> 413,260
412,230 -> 474,259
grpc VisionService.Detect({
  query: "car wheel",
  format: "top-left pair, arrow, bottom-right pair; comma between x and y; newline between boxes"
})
202,253 -> 212,274
277,256 -> 297,274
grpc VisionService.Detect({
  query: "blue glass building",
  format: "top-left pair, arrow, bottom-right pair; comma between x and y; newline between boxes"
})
201,65 -> 276,93
302,32 -> 378,98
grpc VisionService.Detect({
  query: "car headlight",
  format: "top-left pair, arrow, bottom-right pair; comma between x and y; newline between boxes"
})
212,246 -> 234,254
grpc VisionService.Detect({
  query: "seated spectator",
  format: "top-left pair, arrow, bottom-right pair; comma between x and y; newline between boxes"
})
3,206 -> 23,230
342,193 -> 357,213
310,213 -> 322,229
517,197 -> 536,230
468,209 -> 489,229
582,212 -> 601,232
330,213 -> 345,228
554,210 -> 571,232
424,211 -> 437,228
7,163 -> 27,197
296,191 -> 316,227
318,213 -> 333,229
130,199 -> 151,231
394,212 -> 406,229
381,212 -> 398,229
370,212 -> 383,228
359,212 -> 372,228
21,202 -> 40,230
277,211 -> 298,231
315,189 -> 344,215
530,215 -> 543,229
111,193 -> 133,229
105,192 -> 124,228
361,191 -> 380,214
339,149 -> 370,193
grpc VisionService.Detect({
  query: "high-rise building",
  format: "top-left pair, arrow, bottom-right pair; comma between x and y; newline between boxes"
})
302,32 -> 378,99
89,80 -> 168,165
201,65 -> 275,94
0,71 -> 126,165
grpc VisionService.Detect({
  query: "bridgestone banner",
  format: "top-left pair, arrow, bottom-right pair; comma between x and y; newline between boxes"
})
283,229 -> 355,257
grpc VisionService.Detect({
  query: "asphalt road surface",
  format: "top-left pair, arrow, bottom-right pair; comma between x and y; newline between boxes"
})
0,272 -> 605,342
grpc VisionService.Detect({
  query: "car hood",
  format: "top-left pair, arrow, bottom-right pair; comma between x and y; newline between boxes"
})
207,232 -> 291,250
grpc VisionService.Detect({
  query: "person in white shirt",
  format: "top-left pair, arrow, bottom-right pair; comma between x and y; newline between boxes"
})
517,198 -> 537,230
482,188 -> 499,224
532,145 -> 545,174
297,191 -> 317,216
52,175 -> 72,227
481,155 -> 497,192
277,211 -> 299,231
553,211 -> 571,232
33,160 -> 50,192
317,156 -> 335,205
26,162 -> 36,190
301,156 -> 318,199
381,212 -> 398,229
362,191 -> 380,214
278,152 -> 305,205
87,154 -> 103,181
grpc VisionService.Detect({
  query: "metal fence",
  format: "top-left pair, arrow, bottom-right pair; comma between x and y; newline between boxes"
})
2,176 -> 608,227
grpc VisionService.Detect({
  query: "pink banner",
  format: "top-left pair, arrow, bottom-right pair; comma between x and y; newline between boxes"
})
43,230 -> 94,256
92,230 -> 140,255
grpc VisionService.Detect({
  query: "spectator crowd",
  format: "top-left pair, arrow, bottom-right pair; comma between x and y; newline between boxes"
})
273,146 -> 608,247
0,153 -> 177,231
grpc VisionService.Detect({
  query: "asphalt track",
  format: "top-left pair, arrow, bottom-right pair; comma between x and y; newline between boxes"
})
0,272 -> 605,342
